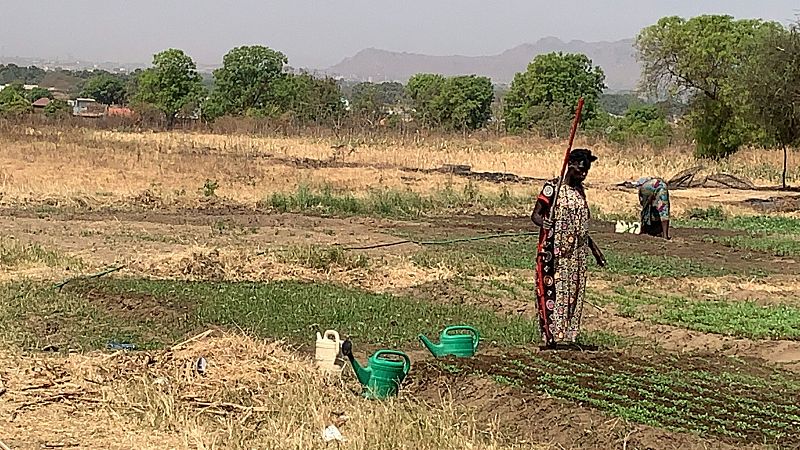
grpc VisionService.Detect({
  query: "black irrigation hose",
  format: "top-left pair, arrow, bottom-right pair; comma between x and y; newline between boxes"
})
340,231 -> 538,250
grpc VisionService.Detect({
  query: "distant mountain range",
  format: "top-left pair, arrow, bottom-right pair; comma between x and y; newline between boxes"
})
3,36 -> 641,91
326,37 -> 640,92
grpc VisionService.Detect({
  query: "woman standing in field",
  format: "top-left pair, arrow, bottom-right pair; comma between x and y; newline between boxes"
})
531,148 -> 606,349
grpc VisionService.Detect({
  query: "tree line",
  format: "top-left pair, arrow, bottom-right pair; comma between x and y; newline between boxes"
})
1,15 -> 799,174
0,48 -> 672,141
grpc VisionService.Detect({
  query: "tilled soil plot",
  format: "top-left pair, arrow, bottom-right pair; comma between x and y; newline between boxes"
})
416,214 -> 800,275
408,350 -> 800,449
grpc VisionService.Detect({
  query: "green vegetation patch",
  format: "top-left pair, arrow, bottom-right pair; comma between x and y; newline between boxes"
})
705,234 -> 800,258
443,352 -> 800,446
680,209 -> 800,234
0,278 -> 625,351
597,288 -> 800,340
0,282 -> 188,351
410,235 -> 744,278
0,238 -> 80,269
672,208 -> 800,257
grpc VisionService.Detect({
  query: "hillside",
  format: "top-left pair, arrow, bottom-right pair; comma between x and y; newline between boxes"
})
327,37 -> 640,91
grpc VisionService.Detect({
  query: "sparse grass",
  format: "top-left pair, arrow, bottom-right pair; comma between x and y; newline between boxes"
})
0,282 -> 185,351
2,126 -> 797,220
279,244 -> 369,271
597,288 -> 800,340
706,234 -> 800,257
412,237 -> 534,275
601,251 -> 753,277
410,236 -> 750,277
589,205 -> 637,222
0,238 -> 78,269
679,214 -> 800,234
106,230 -> 184,245
685,205 -> 727,221
678,212 -> 800,257
262,184 -> 528,218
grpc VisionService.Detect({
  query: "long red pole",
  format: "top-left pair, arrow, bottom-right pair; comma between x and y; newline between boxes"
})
547,97 -> 585,222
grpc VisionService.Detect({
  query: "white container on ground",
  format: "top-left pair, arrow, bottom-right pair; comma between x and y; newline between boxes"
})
615,220 -> 641,234
315,329 -> 343,374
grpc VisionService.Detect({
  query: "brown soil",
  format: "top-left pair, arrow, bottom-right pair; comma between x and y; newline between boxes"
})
5,204 -> 796,275
744,195 -> 800,213
67,283 -> 193,324
0,205 -> 398,234
405,351 -> 792,450
175,151 -> 547,185
414,214 -> 800,275
582,307 -> 800,372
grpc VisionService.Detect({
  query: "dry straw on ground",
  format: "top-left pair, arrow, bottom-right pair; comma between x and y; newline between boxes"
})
0,126 -> 796,218
128,245 -> 454,293
0,330 -> 536,450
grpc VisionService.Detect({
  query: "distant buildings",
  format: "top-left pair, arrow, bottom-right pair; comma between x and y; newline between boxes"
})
68,98 -> 106,117
0,83 -> 44,91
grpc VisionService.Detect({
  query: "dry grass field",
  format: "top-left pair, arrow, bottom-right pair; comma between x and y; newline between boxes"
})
1,123 -> 799,449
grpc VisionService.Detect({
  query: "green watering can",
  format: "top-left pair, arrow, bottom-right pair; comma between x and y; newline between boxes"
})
419,325 -> 480,358
341,340 -> 411,399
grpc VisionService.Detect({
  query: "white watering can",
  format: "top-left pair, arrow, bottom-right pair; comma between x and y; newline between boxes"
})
615,220 -> 641,234
315,329 -> 343,375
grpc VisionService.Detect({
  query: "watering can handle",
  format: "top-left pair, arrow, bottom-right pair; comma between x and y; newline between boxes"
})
323,330 -> 340,343
444,325 -> 480,351
374,350 -> 412,375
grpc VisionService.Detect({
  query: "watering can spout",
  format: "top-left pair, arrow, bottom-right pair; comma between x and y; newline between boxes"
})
418,334 -> 445,357
341,339 -> 371,386
351,357 -> 372,386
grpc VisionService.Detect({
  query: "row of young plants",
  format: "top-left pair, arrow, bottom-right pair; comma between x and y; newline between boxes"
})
543,353 -> 800,416
438,353 -> 799,445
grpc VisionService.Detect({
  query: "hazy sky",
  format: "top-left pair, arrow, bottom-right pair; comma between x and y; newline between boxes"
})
1,1 -> 799,68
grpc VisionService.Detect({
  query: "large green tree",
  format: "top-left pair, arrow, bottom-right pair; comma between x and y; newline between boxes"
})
636,15 -> 780,158
0,64 -> 45,85
208,45 -> 288,117
609,104 -> 673,148
432,75 -> 494,130
350,81 -> 404,123
134,49 -> 204,127
406,74 -> 493,130
600,92 -> 643,116
81,74 -> 128,105
737,22 -> 800,188
502,52 -> 605,134
0,82 -> 32,116
25,87 -> 52,102
406,73 -> 446,127
265,72 -> 345,124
